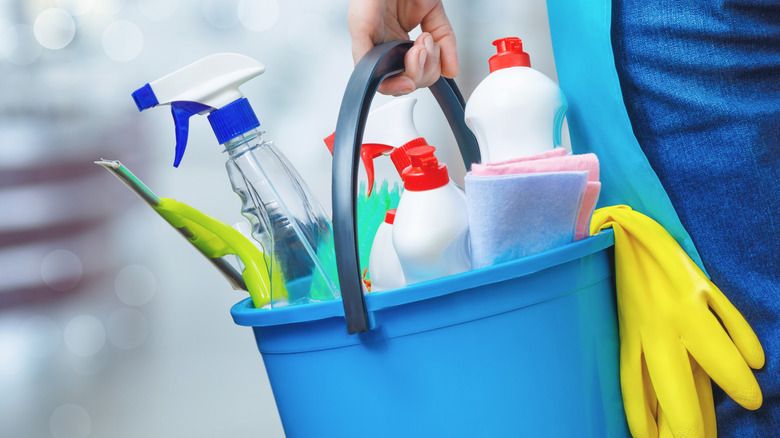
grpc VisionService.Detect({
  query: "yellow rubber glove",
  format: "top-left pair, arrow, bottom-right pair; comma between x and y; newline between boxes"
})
590,205 -> 764,438
658,356 -> 717,438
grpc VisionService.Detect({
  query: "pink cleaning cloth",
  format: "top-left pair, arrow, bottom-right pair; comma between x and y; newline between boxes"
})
479,147 -> 568,167
472,152 -> 601,240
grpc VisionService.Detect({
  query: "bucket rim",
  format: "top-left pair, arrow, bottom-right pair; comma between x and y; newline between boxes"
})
231,229 -> 614,327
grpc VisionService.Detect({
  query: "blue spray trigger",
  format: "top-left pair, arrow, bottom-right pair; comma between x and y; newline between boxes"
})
170,101 -> 214,167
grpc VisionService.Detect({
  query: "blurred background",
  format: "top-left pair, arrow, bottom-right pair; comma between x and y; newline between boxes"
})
0,0 -> 562,436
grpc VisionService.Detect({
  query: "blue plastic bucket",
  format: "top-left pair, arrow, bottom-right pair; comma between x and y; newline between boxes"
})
231,42 -> 629,437
232,230 -> 628,437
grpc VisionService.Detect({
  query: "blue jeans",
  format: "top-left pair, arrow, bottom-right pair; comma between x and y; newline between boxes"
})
612,0 -> 780,434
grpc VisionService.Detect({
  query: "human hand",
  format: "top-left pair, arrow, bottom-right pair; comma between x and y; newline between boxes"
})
347,0 -> 458,95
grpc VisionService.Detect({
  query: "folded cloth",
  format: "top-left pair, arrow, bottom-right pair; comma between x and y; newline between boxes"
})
479,146 -> 568,166
465,171 -> 589,269
472,152 -> 600,240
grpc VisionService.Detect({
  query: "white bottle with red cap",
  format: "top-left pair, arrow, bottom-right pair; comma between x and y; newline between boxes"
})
368,209 -> 406,292
464,37 -> 568,163
392,145 -> 471,285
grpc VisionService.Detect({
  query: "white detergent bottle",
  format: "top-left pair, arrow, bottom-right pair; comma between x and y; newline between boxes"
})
464,37 -> 568,163
392,145 -> 471,285
368,209 -> 405,292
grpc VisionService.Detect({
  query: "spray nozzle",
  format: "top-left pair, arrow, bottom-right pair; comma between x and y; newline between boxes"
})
360,143 -> 395,194
132,53 -> 265,167
324,133 -> 428,196
324,133 -> 393,195
323,96 -> 428,196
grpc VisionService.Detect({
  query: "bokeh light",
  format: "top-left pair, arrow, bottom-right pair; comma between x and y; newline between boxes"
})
34,8 -> 76,50
238,0 -> 280,32
55,0 -> 97,16
2,24 -> 42,65
50,404 -> 91,438
102,20 -> 144,62
202,0 -> 240,29
138,0 -> 179,21
41,250 -> 83,292
63,315 -> 105,357
114,264 -> 157,306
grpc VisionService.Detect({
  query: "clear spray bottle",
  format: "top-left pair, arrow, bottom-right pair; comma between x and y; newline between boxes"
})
132,53 -> 339,306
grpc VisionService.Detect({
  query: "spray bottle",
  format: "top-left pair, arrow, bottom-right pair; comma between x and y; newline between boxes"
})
392,145 -> 471,285
324,96 -> 428,197
465,37 -> 568,163
324,96 -> 428,281
132,53 -> 339,306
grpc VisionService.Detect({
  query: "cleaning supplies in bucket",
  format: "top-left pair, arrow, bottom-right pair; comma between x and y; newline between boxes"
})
393,145 -> 471,284
131,53 -> 339,306
231,40 -> 628,438
465,37 -> 568,163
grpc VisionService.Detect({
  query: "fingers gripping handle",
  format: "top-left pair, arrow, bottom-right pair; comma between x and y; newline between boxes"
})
332,40 -> 480,334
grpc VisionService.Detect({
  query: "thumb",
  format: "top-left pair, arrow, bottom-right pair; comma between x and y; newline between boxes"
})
347,0 -> 386,65
351,35 -> 377,66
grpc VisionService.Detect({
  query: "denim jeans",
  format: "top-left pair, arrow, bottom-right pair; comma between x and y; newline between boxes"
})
612,0 -> 780,434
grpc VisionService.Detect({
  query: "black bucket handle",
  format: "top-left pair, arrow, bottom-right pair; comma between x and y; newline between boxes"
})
332,40 -> 481,334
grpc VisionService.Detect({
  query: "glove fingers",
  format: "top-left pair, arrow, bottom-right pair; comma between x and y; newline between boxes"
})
657,405 -> 673,438
690,356 -> 717,438
657,356 -> 716,438
706,282 -> 765,369
684,313 -> 763,410
620,336 -> 658,438
643,351 -> 658,422
644,335 -> 704,437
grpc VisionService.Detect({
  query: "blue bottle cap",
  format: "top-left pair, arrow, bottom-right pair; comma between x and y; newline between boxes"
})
208,98 -> 260,145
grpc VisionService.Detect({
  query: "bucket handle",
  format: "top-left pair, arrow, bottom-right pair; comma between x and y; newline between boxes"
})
332,40 -> 480,334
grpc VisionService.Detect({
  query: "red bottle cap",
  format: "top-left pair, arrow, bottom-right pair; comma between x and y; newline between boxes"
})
402,145 -> 449,191
489,37 -> 531,73
384,209 -> 397,225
